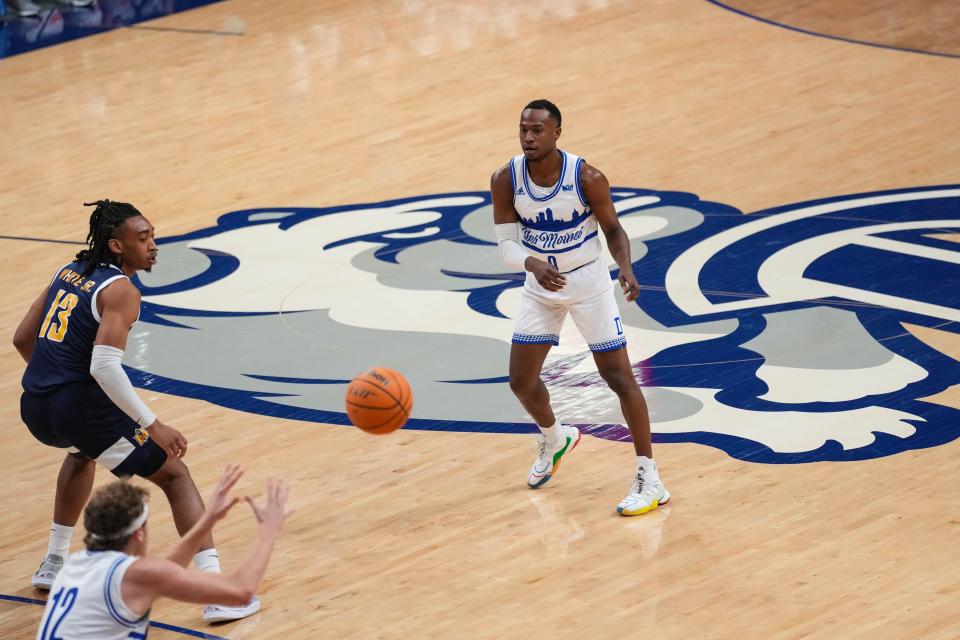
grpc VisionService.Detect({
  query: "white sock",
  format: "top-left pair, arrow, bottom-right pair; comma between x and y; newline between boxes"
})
47,523 -> 73,561
193,548 -> 222,573
637,456 -> 660,482
539,421 -> 561,443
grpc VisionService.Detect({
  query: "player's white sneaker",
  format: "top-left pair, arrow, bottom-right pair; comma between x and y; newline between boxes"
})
617,468 -> 670,516
203,596 -> 261,623
31,554 -> 64,590
527,425 -> 581,489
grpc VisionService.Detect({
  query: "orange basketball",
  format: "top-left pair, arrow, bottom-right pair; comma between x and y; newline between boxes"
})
344,367 -> 413,435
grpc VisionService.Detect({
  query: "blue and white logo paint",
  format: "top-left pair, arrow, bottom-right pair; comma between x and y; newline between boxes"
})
128,186 -> 960,464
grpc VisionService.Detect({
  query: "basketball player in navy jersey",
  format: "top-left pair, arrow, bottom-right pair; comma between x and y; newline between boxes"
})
15,200 -> 259,622
490,100 -> 669,515
37,465 -> 291,640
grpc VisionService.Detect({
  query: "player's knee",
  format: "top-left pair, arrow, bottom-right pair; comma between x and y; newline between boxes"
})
509,374 -> 538,399
598,368 -> 636,396
146,456 -> 192,492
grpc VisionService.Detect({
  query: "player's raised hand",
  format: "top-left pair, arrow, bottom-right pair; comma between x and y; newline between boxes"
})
204,464 -> 243,523
245,478 -> 293,538
527,258 -> 566,292
147,420 -> 189,459
618,267 -> 640,302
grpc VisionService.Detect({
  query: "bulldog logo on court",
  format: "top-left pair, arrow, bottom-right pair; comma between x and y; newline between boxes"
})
127,186 -> 960,463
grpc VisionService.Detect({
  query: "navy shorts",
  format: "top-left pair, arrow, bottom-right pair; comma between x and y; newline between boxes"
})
21,382 -> 167,478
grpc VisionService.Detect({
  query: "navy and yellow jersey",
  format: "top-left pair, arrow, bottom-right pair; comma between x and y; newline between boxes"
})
22,262 -> 131,395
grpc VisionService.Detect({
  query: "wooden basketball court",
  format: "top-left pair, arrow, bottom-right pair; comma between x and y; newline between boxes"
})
1,1 -> 958,638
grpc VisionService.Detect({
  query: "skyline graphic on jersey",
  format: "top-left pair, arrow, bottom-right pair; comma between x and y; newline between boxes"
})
518,207 -> 592,232
123,186 -> 960,464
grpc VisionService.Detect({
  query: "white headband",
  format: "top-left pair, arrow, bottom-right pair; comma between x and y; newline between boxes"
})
89,504 -> 149,541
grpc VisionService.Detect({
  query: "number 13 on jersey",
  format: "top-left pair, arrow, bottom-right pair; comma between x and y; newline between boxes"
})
39,289 -> 79,342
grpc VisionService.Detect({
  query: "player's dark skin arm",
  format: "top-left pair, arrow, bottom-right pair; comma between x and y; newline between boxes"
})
13,288 -> 50,363
490,166 -> 567,291
581,164 -> 640,302
96,278 -> 188,459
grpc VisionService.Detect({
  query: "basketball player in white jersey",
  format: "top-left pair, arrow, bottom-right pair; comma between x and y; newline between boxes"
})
490,99 -> 668,516
36,464 -> 290,640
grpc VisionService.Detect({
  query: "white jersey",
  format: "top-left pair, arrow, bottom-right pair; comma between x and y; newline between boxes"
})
509,150 -> 601,274
37,550 -> 149,640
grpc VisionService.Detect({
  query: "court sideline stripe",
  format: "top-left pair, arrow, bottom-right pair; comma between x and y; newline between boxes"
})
0,592 -> 230,639
129,25 -> 244,37
0,235 -> 84,245
704,0 -> 960,60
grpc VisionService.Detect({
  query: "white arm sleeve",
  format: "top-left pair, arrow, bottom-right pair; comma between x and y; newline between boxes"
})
90,345 -> 157,428
494,223 -> 529,272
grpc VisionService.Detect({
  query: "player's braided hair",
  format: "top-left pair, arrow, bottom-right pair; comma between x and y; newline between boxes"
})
75,200 -> 143,275
83,482 -> 150,552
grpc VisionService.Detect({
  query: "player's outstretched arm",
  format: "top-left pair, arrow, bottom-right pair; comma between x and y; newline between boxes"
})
581,163 -> 639,302
91,279 -> 188,459
121,476 -> 292,616
13,287 -> 50,363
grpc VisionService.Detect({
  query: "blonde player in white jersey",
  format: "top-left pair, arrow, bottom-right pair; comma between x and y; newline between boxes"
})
490,99 -> 668,516
36,465 -> 290,640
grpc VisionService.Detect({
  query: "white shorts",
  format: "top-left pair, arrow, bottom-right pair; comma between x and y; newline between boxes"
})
511,258 -> 626,352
